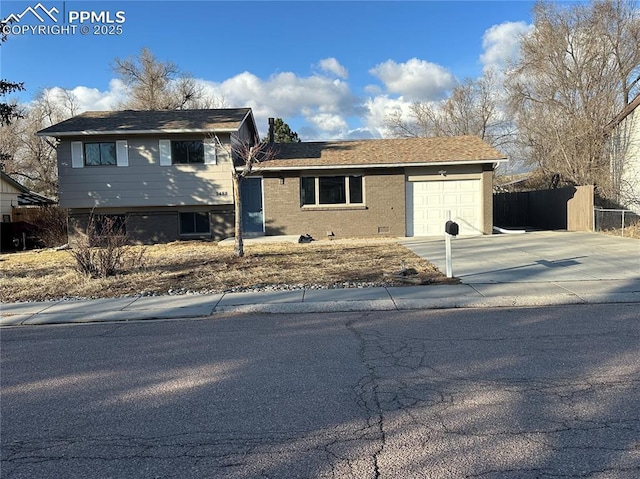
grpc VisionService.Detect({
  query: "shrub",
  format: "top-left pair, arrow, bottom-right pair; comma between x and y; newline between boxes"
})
31,206 -> 68,247
69,214 -> 145,278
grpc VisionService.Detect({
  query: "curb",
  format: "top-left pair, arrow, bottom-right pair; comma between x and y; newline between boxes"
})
4,292 -> 639,327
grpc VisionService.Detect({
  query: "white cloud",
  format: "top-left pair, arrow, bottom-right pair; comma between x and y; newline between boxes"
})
199,70 -> 361,138
362,94 -> 414,138
369,58 -> 456,102
37,55 -> 486,140
318,58 -> 349,79
35,70 -> 361,139
41,79 -> 127,112
480,21 -> 533,72
306,112 -> 349,135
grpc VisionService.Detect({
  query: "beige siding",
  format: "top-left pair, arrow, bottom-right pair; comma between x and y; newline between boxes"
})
0,192 -> 18,220
58,134 -> 235,209
612,106 -> 640,212
623,107 -> 640,211
0,178 -> 22,220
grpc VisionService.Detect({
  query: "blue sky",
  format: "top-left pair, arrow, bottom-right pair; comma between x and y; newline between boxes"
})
1,1 -> 535,139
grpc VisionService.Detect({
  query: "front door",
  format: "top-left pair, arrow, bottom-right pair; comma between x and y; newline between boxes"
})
241,177 -> 264,234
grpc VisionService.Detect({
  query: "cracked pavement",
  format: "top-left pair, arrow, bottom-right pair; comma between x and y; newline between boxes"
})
2,303 -> 639,478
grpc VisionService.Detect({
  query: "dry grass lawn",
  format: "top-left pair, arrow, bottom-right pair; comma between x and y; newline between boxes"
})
1,240 -> 451,303
601,223 -> 640,239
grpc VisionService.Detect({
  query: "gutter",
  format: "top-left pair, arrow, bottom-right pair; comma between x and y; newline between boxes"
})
35,128 -> 239,137
248,158 -> 508,172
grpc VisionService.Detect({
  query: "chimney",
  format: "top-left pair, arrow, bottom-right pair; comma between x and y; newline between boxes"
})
268,117 -> 275,144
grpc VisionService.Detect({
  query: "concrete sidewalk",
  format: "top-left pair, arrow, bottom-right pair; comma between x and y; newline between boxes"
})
3,231 -> 639,327
2,279 -> 640,326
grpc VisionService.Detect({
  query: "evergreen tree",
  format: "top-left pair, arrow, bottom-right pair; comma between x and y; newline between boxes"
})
265,118 -> 301,143
0,21 -> 25,127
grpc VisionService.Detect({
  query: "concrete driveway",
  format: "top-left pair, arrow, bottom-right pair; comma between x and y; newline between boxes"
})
402,231 -> 640,284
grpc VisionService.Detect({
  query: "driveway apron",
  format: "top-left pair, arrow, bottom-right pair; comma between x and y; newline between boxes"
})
402,231 -> 640,284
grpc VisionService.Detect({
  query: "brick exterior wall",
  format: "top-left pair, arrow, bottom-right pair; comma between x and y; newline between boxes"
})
263,170 -> 406,239
67,206 -> 234,245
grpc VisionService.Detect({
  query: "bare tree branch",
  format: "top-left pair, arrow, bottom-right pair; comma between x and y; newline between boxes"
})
210,133 -> 276,257
112,48 -> 222,110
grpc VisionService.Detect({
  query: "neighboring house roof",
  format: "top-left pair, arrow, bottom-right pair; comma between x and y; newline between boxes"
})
259,136 -> 507,171
606,93 -> 640,133
36,108 -> 255,137
0,171 -> 56,206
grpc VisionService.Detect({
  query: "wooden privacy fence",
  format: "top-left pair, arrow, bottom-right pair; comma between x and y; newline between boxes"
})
493,185 -> 594,231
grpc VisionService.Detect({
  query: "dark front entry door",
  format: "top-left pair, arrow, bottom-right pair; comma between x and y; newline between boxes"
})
241,177 -> 264,234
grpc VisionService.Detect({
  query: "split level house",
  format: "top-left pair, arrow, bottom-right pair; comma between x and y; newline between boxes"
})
608,92 -> 640,213
37,108 -> 508,244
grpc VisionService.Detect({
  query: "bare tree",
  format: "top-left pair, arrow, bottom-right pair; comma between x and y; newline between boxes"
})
506,0 -> 640,195
385,69 -> 513,150
113,48 -> 221,110
212,134 -> 276,257
0,89 -> 76,197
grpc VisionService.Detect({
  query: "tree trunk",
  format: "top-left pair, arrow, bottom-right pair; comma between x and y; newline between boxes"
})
232,174 -> 244,258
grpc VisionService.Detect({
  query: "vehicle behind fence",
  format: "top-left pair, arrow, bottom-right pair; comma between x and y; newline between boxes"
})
594,207 -> 640,237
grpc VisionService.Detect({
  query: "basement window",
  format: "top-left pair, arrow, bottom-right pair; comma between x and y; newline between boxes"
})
180,212 -> 210,235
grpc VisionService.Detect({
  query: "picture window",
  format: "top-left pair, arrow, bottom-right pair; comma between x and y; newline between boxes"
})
301,176 -> 364,206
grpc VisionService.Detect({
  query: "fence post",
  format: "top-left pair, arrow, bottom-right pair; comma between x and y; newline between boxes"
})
622,210 -> 625,237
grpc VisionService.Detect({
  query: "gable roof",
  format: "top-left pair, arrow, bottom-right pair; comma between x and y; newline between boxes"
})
259,136 -> 507,171
36,108 -> 255,137
1,171 -> 30,194
606,93 -> 640,133
1,171 -> 55,206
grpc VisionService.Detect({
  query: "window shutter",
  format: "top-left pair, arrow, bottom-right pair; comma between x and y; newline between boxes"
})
204,139 -> 217,165
71,141 -> 84,168
159,140 -> 172,166
116,140 -> 129,167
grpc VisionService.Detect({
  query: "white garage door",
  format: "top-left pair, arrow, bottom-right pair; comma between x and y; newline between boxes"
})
406,180 -> 482,236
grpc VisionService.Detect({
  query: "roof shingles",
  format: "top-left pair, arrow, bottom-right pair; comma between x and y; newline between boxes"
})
261,136 -> 506,169
37,108 -> 252,136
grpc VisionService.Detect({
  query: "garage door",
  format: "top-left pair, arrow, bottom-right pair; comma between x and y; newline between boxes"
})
406,179 -> 482,236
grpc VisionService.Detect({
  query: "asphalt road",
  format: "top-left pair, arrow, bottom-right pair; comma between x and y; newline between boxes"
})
2,304 -> 639,478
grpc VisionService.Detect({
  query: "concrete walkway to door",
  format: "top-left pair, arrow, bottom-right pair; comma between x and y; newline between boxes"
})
402,231 -> 640,295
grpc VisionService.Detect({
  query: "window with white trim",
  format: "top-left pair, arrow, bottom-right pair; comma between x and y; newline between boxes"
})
301,175 -> 364,206
71,140 -> 128,168
172,140 -> 204,164
84,142 -> 117,166
159,139 -> 216,166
